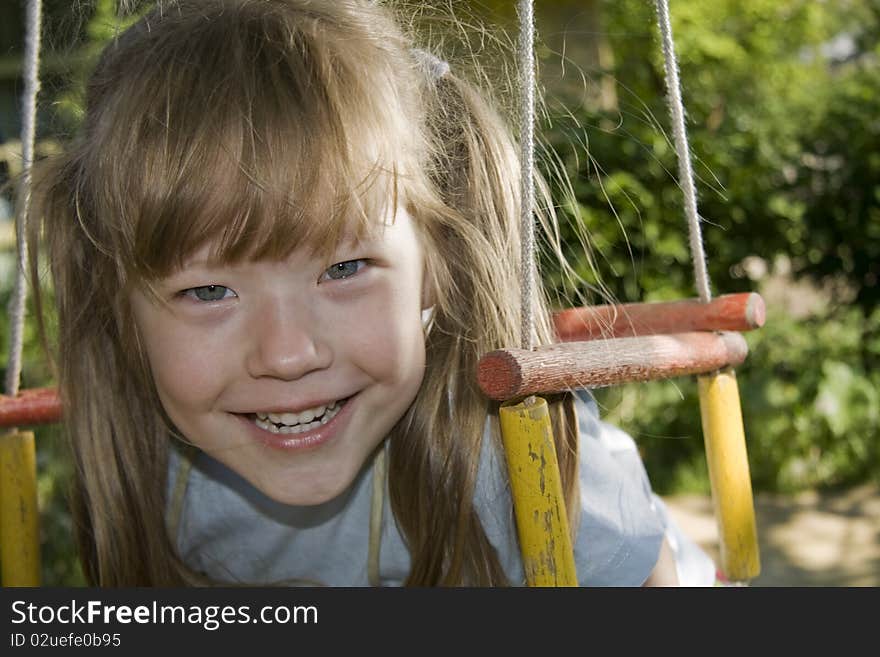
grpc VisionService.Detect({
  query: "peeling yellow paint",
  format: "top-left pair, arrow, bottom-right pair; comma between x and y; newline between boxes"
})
0,430 -> 41,586
500,398 -> 577,586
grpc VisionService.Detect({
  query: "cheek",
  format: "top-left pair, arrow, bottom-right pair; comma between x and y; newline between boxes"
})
152,353 -> 217,413
339,290 -> 426,383
136,321 -> 226,413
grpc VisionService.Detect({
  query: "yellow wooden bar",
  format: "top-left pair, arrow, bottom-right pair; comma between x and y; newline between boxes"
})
499,396 -> 577,586
0,430 -> 41,586
698,370 -> 760,582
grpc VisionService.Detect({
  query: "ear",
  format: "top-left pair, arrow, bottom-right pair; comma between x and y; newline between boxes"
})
420,261 -> 436,311
420,262 -> 436,331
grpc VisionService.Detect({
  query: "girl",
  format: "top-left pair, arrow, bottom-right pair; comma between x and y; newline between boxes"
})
29,0 -> 714,586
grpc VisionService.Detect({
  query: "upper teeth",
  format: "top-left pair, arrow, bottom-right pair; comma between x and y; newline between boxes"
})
254,400 -> 341,434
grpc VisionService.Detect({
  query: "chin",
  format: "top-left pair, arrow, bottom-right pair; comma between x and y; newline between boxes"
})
255,470 -> 358,507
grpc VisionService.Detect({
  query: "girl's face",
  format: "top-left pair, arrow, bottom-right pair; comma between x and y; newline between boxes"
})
130,206 -> 430,505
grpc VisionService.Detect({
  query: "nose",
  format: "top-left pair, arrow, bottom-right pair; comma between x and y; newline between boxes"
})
245,302 -> 332,380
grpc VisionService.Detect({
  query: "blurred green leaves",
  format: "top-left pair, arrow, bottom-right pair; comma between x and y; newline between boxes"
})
536,0 -> 880,494
3,0 -> 878,583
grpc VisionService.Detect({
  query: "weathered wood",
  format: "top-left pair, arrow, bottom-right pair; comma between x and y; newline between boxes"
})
499,397 -> 577,586
0,295 -> 763,426
553,292 -> 765,341
0,387 -> 62,427
477,331 -> 748,400
698,371 -> 761,581
0,430 -> 41,586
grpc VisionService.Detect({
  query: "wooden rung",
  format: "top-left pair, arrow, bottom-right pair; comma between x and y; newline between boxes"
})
0,387 -> 62,428
477,331 -> 748,401
553,292 -> 765,342
0,430 -> 41,586
0,294 -> 764,427
698,371 -> 761,581
499,396 -> 577,586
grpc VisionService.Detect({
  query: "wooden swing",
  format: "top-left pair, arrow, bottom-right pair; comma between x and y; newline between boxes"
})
0,0 -> 762,587
475,0 -> 761,586
1,0 -> 43,588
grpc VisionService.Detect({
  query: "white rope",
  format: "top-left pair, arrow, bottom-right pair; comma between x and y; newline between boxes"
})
5,0 -> 43,397
518,0 -> 536,350
654,0 -> 712,303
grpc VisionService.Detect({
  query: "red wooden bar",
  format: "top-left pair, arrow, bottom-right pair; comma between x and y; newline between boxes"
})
0,387 -> 62,427
0,295 -> 762,427
478,331 -> 748,401
552,292 -> 764,342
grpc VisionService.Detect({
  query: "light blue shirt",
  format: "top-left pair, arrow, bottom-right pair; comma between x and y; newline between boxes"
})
170,392 -> 715,586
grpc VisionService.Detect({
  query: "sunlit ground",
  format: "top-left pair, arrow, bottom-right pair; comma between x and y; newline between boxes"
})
664,483 -> 880,586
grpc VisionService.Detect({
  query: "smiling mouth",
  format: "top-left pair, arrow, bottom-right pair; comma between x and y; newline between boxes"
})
246,398 -> 349,435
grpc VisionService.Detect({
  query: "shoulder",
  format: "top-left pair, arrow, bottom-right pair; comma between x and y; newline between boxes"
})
572,391 -> 717,586
570,390 -> 667,585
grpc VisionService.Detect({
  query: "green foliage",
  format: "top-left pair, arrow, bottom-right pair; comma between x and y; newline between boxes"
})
539,0 -> 880,494
5,0 -> 878,583
599,304 -> 880,496
793,61 -> 880,309
52,0 -> 146,130
741,306 -> 880,492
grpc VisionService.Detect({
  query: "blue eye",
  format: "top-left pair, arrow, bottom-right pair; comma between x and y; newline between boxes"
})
183,285 -> 236,302
322,259 -> 367,281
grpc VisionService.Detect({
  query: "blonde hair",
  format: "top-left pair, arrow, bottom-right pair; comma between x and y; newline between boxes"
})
29,0 -> 579,586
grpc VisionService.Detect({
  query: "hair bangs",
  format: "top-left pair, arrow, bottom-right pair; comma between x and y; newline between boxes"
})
128,109 -> 407,280
102,0 -> 427,282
